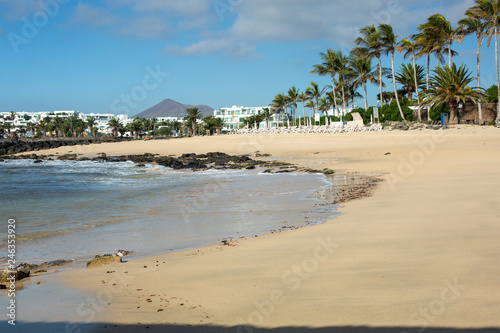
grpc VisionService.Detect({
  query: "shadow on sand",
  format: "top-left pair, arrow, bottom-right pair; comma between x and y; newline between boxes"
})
2,323 -> 500,333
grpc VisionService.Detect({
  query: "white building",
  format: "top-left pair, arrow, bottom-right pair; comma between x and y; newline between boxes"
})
214,105 -> 286,131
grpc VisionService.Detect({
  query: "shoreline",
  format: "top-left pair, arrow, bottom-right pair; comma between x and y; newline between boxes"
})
5,126 -> 500,331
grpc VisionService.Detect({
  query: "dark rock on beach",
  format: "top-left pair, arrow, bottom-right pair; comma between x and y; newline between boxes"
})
0,267 -> 30,283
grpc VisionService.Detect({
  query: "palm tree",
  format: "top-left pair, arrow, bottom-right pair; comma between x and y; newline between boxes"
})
311,49 -> 341,112
469,0 -> 500,123
395,63 -> 425,102
305,82 -> 327,117
353,25 -> 385,108
271,93 -> 288,117
459,11 -> 488,124
423,63 -> 485,124
129,119 -> 143,138
184,108 -> 203,136
298,92 -> 310,126
107,118 -> 122,137
287,86 -> 300,126
347,55 -> 379,111
260,107 -> 274,129
86,117 -> 98,137
419,14 -> 464,66
378,23 -> 405,120
52,116 -> 64,138
398,38 -> 423,119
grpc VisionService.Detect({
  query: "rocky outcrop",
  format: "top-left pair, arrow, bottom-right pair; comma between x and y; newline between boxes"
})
0,137 -> 137,156
86,254 -> 122,268
0,267 -> 30,283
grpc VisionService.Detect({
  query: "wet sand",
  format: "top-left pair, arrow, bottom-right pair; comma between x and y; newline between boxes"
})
16,126 -> 500,331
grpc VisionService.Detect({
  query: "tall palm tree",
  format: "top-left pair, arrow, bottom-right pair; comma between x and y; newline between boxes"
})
347,55 -> 379,111
419,14 -> 464,66
107,118 -> 122,137
470,0 -> 500,123
398,38 -> 423,120
129,119 -> 143,138
184,108 -> 203,137
311,49 -> 341,112
378,23 -> 405,120
86,117 -> 98,137
423,64 -> 485,124
459,11 -> 488,124
287,86 -> 300,126
52,116 -> 64,138
395,63 -> 425,102
298,92 -> 310,125
305,82 -> 327,117
353,25 -> 385,107
260,108 -> 274,129
271,93 -> 288,118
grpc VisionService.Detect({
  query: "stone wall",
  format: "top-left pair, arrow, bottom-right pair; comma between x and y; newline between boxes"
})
461,103 -> 497,123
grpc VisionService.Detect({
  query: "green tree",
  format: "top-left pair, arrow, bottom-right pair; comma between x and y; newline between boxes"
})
395,63 -> 425,102
459,11 -> 488,123
398,38 -> 423,119
469,0 -> 500,123
347,55 -> 380,111
353,25 -> 385,107
423,64 -> 485,124
311,49 -> 342,111
86,117 -> 98,137
107,118 -> 122,137
129,119 -> 143,138
287,86 -> 300,126
306,82 -> 327,117
486,84 -> 498,102
379,23 -> 405,120
419,14 -> 464,66
184,108 -> 203,137
260,107 -> 274,129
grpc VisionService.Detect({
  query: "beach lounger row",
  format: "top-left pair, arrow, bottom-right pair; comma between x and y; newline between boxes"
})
232,123 -> 382,135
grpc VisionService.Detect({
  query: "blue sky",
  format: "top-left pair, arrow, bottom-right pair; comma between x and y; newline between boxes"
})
0,0 -> 495,116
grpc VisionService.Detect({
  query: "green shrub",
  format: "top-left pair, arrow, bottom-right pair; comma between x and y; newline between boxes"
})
429,104 -> 450,122
486,85 -> 498,103
378,100 -> 415,122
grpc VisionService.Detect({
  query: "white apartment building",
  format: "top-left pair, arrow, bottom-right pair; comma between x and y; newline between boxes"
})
213,106 -> 287,131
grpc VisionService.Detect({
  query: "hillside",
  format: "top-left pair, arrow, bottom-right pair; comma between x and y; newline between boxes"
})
132,99 -> 214,118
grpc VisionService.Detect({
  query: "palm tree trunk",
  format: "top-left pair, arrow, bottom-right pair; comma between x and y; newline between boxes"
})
392,52 -> 405,121
496,25 -> 500,123
427,54 -> 431,121
477,36 -> 483,124
363,82 -> 368,111
302,102 -> 306,126
378,57 -> 384,108
449,102 -> 459,124
332,78 -> 338,112
341,82 -> 346,112
413,52 -> 422,121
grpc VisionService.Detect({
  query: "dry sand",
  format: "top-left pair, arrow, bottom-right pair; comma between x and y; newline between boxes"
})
33,126 -> 500,331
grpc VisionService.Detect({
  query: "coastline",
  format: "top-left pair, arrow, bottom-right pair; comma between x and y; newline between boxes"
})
8,126 -> 500,331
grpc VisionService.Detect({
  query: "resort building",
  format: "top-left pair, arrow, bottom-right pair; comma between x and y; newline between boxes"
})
213,106 -> 287,131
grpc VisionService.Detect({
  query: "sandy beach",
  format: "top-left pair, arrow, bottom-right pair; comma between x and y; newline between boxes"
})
25,126 -> 500,332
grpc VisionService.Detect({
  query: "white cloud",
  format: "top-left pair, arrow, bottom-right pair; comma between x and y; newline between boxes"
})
0,0 -> 45,20
165,38 -> 258,60
229,0 -> 474,45
72,2 -> 170,38
127,0 -> 212,17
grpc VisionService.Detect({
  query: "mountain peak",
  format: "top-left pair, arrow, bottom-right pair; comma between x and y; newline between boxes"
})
132,99 -> 214,118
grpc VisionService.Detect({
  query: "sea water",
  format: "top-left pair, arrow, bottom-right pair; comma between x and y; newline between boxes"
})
0,159 -> 339,266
